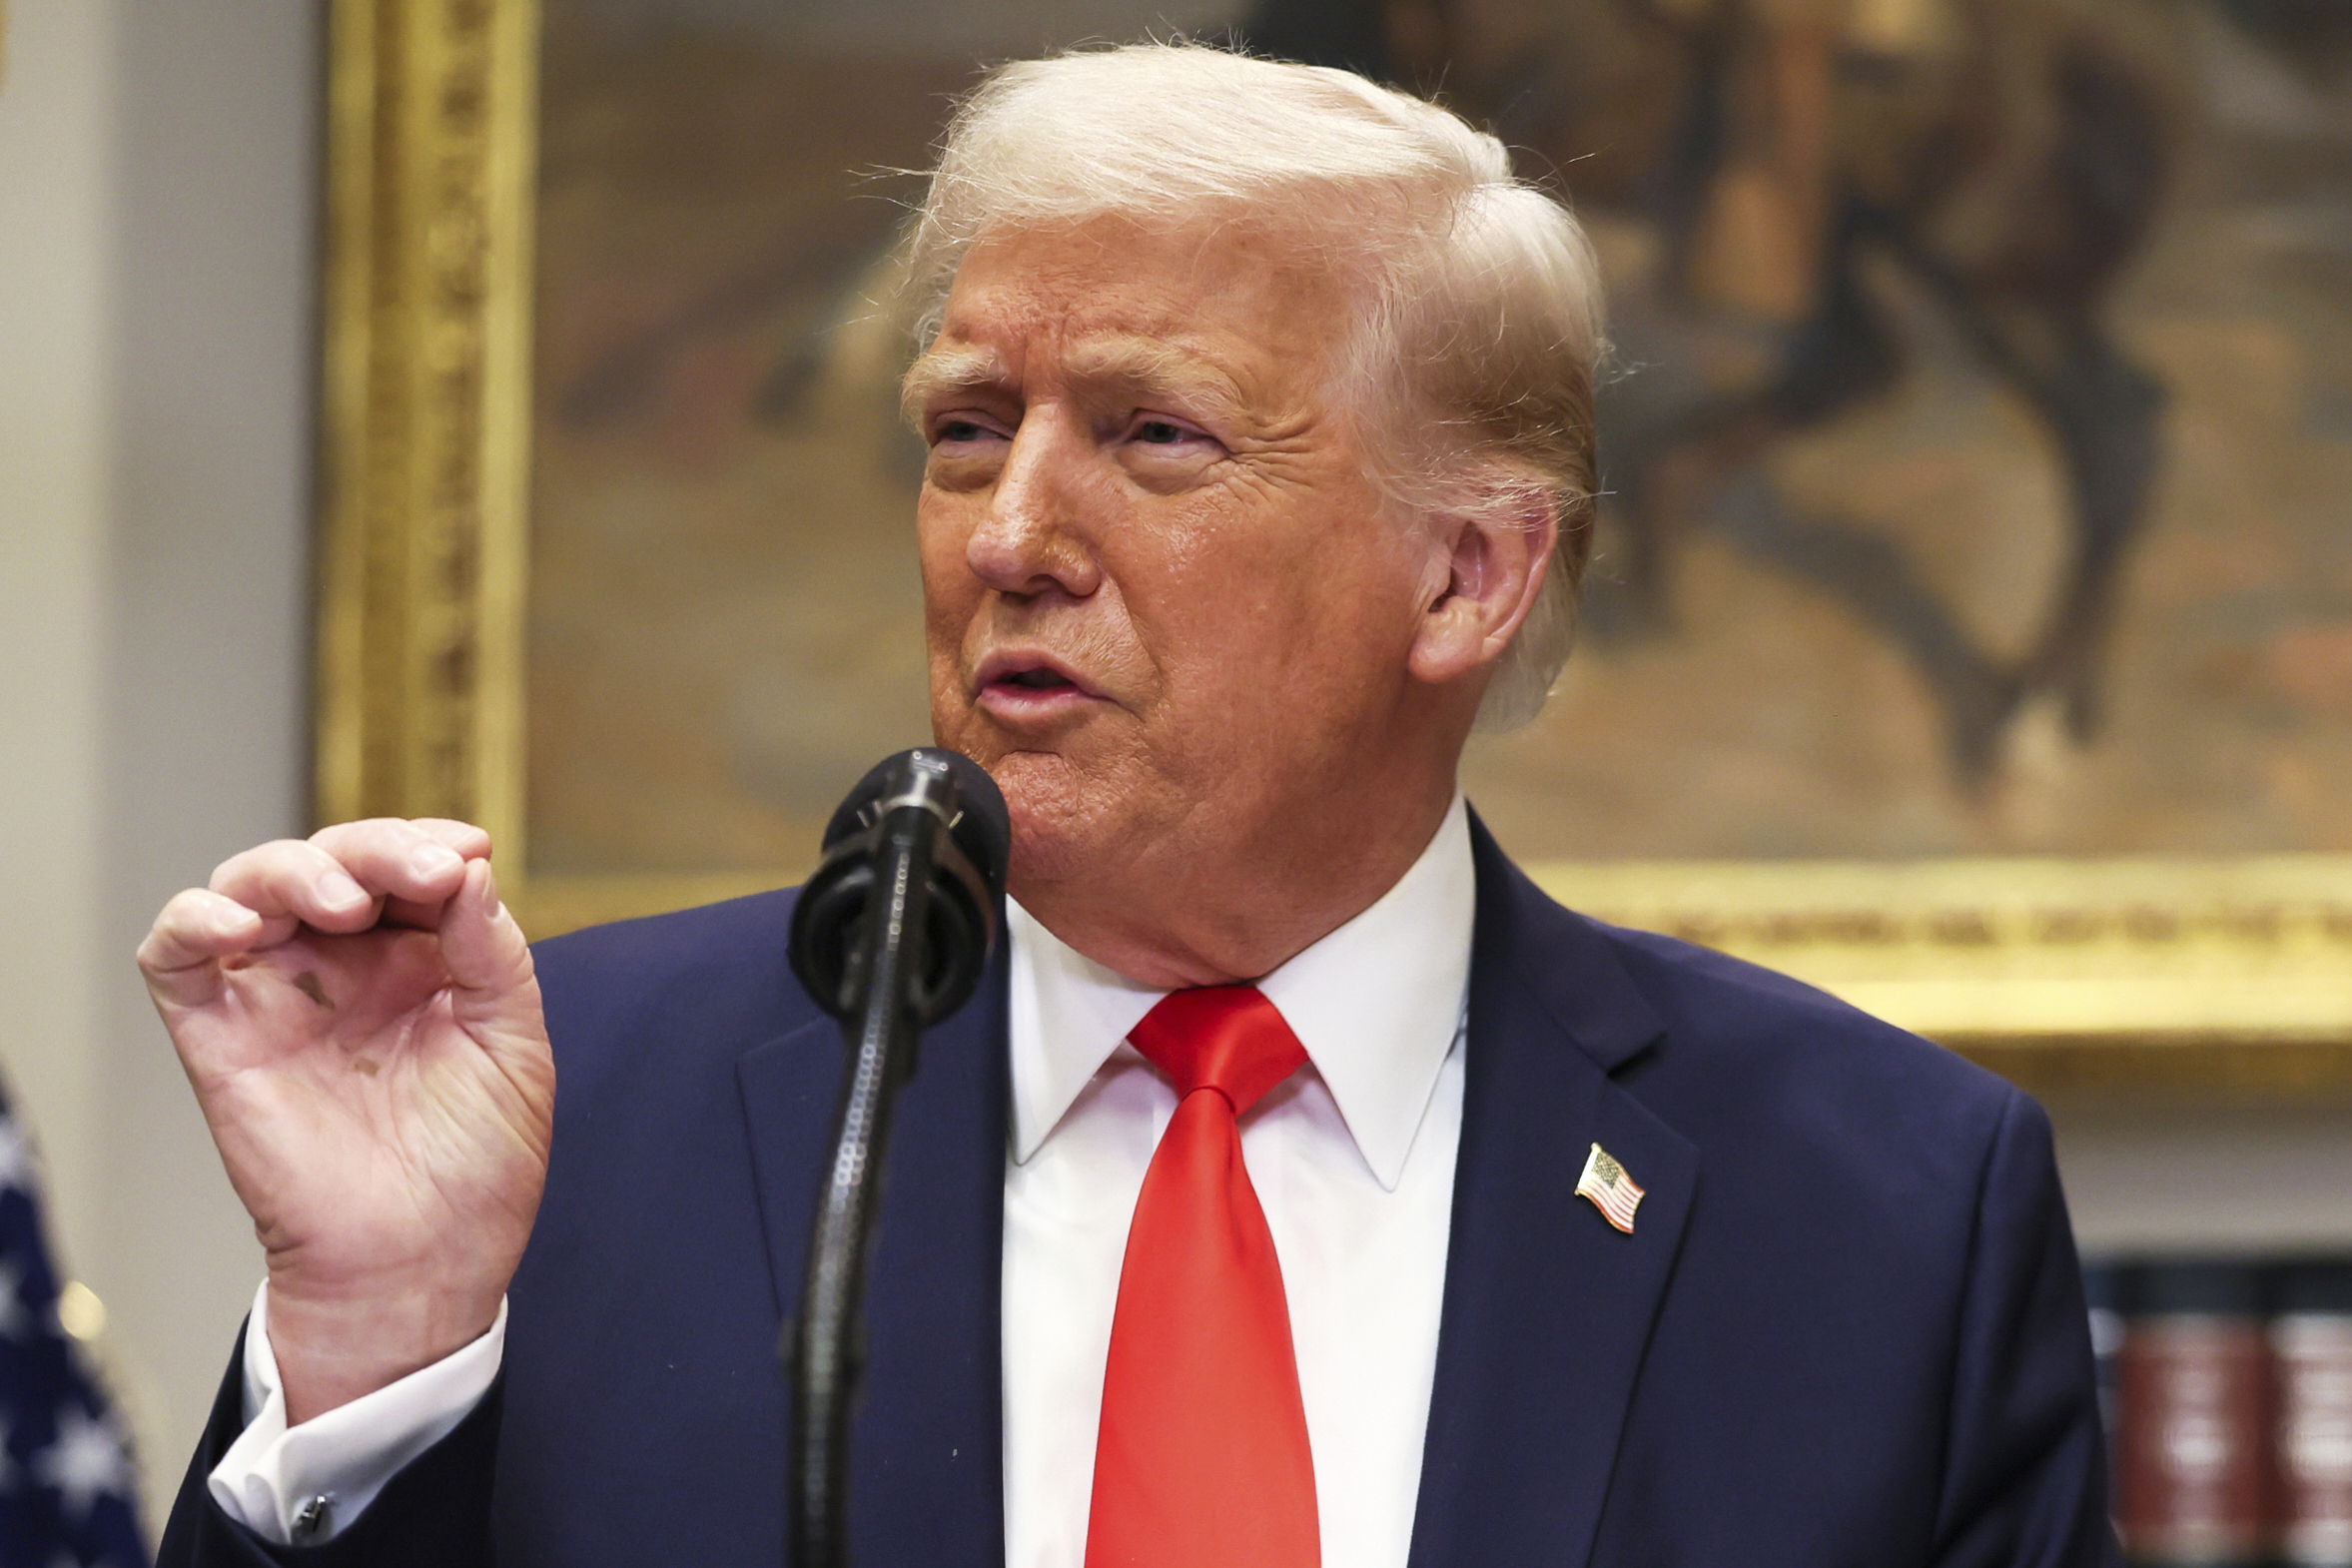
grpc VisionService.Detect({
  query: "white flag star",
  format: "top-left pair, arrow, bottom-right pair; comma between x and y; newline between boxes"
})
33,1404 -> 133,1521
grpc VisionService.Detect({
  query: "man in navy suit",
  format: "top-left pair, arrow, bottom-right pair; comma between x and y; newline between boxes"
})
142,44 -> 2113,1568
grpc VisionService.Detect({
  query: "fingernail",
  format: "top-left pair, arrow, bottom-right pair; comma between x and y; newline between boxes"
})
321,871 -> 369,911
479,865 -> 503,918
410,844 -> 463,879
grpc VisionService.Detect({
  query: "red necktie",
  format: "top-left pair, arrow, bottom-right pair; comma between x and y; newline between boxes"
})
1085,986 -> 1320,1568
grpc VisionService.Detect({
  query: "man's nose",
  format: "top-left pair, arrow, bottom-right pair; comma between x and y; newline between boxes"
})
965,408 -> 1103,600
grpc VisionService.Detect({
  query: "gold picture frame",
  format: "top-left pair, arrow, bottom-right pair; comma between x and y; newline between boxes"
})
315,0 -> 2352,1099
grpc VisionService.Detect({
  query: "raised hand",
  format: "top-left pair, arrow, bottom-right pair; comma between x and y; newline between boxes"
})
138,819 -> 554,1423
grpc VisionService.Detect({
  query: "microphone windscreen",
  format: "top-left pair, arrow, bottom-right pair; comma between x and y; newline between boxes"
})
821,748 -> 1012,900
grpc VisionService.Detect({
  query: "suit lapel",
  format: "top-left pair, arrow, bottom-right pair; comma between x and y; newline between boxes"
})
737,941 -> 1011,1568
1408,818 -> 1700,1568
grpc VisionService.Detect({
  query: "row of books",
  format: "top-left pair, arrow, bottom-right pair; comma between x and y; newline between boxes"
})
2089,1259 -> 2352,1567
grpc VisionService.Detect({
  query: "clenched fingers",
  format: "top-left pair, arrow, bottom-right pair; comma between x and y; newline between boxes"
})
389,818 -> 493,860
210,824 -> 470,937
208,838 -> 382,934
138,888 -> 271,1011
306,819 -> 481,930
310,817 -> 489,881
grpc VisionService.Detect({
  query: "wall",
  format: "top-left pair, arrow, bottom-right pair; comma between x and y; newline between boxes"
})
0,0 -> 116,1316
0,0 -> 319,1532
2058,1102 -> 2352,1260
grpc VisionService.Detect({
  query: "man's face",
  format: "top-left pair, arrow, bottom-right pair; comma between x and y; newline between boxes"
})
908,216 -> 1436,907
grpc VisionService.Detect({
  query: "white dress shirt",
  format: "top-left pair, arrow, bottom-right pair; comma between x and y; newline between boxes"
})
214,796 -> 1476,1567
210,1282 -> 506,1541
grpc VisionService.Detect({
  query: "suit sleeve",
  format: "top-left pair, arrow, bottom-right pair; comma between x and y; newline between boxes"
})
156,1327 -> 502,1568
1928,1090 -> 2121,1568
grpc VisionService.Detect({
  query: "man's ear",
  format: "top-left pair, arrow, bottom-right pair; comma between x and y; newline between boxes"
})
1406,501 -> 1558,688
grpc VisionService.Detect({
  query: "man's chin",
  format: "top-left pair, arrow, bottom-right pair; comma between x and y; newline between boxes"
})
987,754 -> 1125,891
928,716 -> 1146,880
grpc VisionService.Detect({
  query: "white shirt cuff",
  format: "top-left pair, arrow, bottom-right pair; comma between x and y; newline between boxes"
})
206,1280 -> 506,1545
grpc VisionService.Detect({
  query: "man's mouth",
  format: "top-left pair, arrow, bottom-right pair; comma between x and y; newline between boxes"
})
974,652 -> 1100,718
998,667 -> 1076,691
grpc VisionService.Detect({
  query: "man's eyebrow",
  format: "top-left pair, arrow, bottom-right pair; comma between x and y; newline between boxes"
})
900,338 -> 1252,423
1062,338 -> 1248,419
901,349 -> 1010,421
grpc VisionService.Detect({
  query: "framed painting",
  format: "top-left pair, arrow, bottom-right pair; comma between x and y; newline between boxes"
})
314,0 -> 2352,1094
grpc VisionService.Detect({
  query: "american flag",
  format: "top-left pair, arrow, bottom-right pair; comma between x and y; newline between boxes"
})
0,1081 -> 151,1568
1576,1144 -> 1645,1234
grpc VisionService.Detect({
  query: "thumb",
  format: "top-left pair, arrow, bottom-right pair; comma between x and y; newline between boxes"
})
437,860 -> 542,1047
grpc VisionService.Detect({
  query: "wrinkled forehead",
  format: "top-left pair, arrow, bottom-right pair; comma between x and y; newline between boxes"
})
901,213 -> 1375,414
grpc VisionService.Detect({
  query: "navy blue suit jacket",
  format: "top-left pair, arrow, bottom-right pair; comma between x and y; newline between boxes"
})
162,817 -> 2114,1565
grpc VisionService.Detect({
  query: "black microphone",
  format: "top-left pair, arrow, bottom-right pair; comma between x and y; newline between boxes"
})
782,748 -> 1009,1568
789,747 -> 1009,1028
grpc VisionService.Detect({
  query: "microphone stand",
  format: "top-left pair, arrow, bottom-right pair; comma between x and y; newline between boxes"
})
787,775 -> 947,1568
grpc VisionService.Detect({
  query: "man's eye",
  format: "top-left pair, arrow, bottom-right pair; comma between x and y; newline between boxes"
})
1135,419 -> 1191,445
933,417 -> 998,445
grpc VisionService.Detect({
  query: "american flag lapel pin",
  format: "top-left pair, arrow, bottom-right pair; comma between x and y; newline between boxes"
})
1576,1143 -> 1645,1233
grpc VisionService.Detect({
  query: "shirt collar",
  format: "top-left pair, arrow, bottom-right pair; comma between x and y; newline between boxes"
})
1007,794 -> 1475,1191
